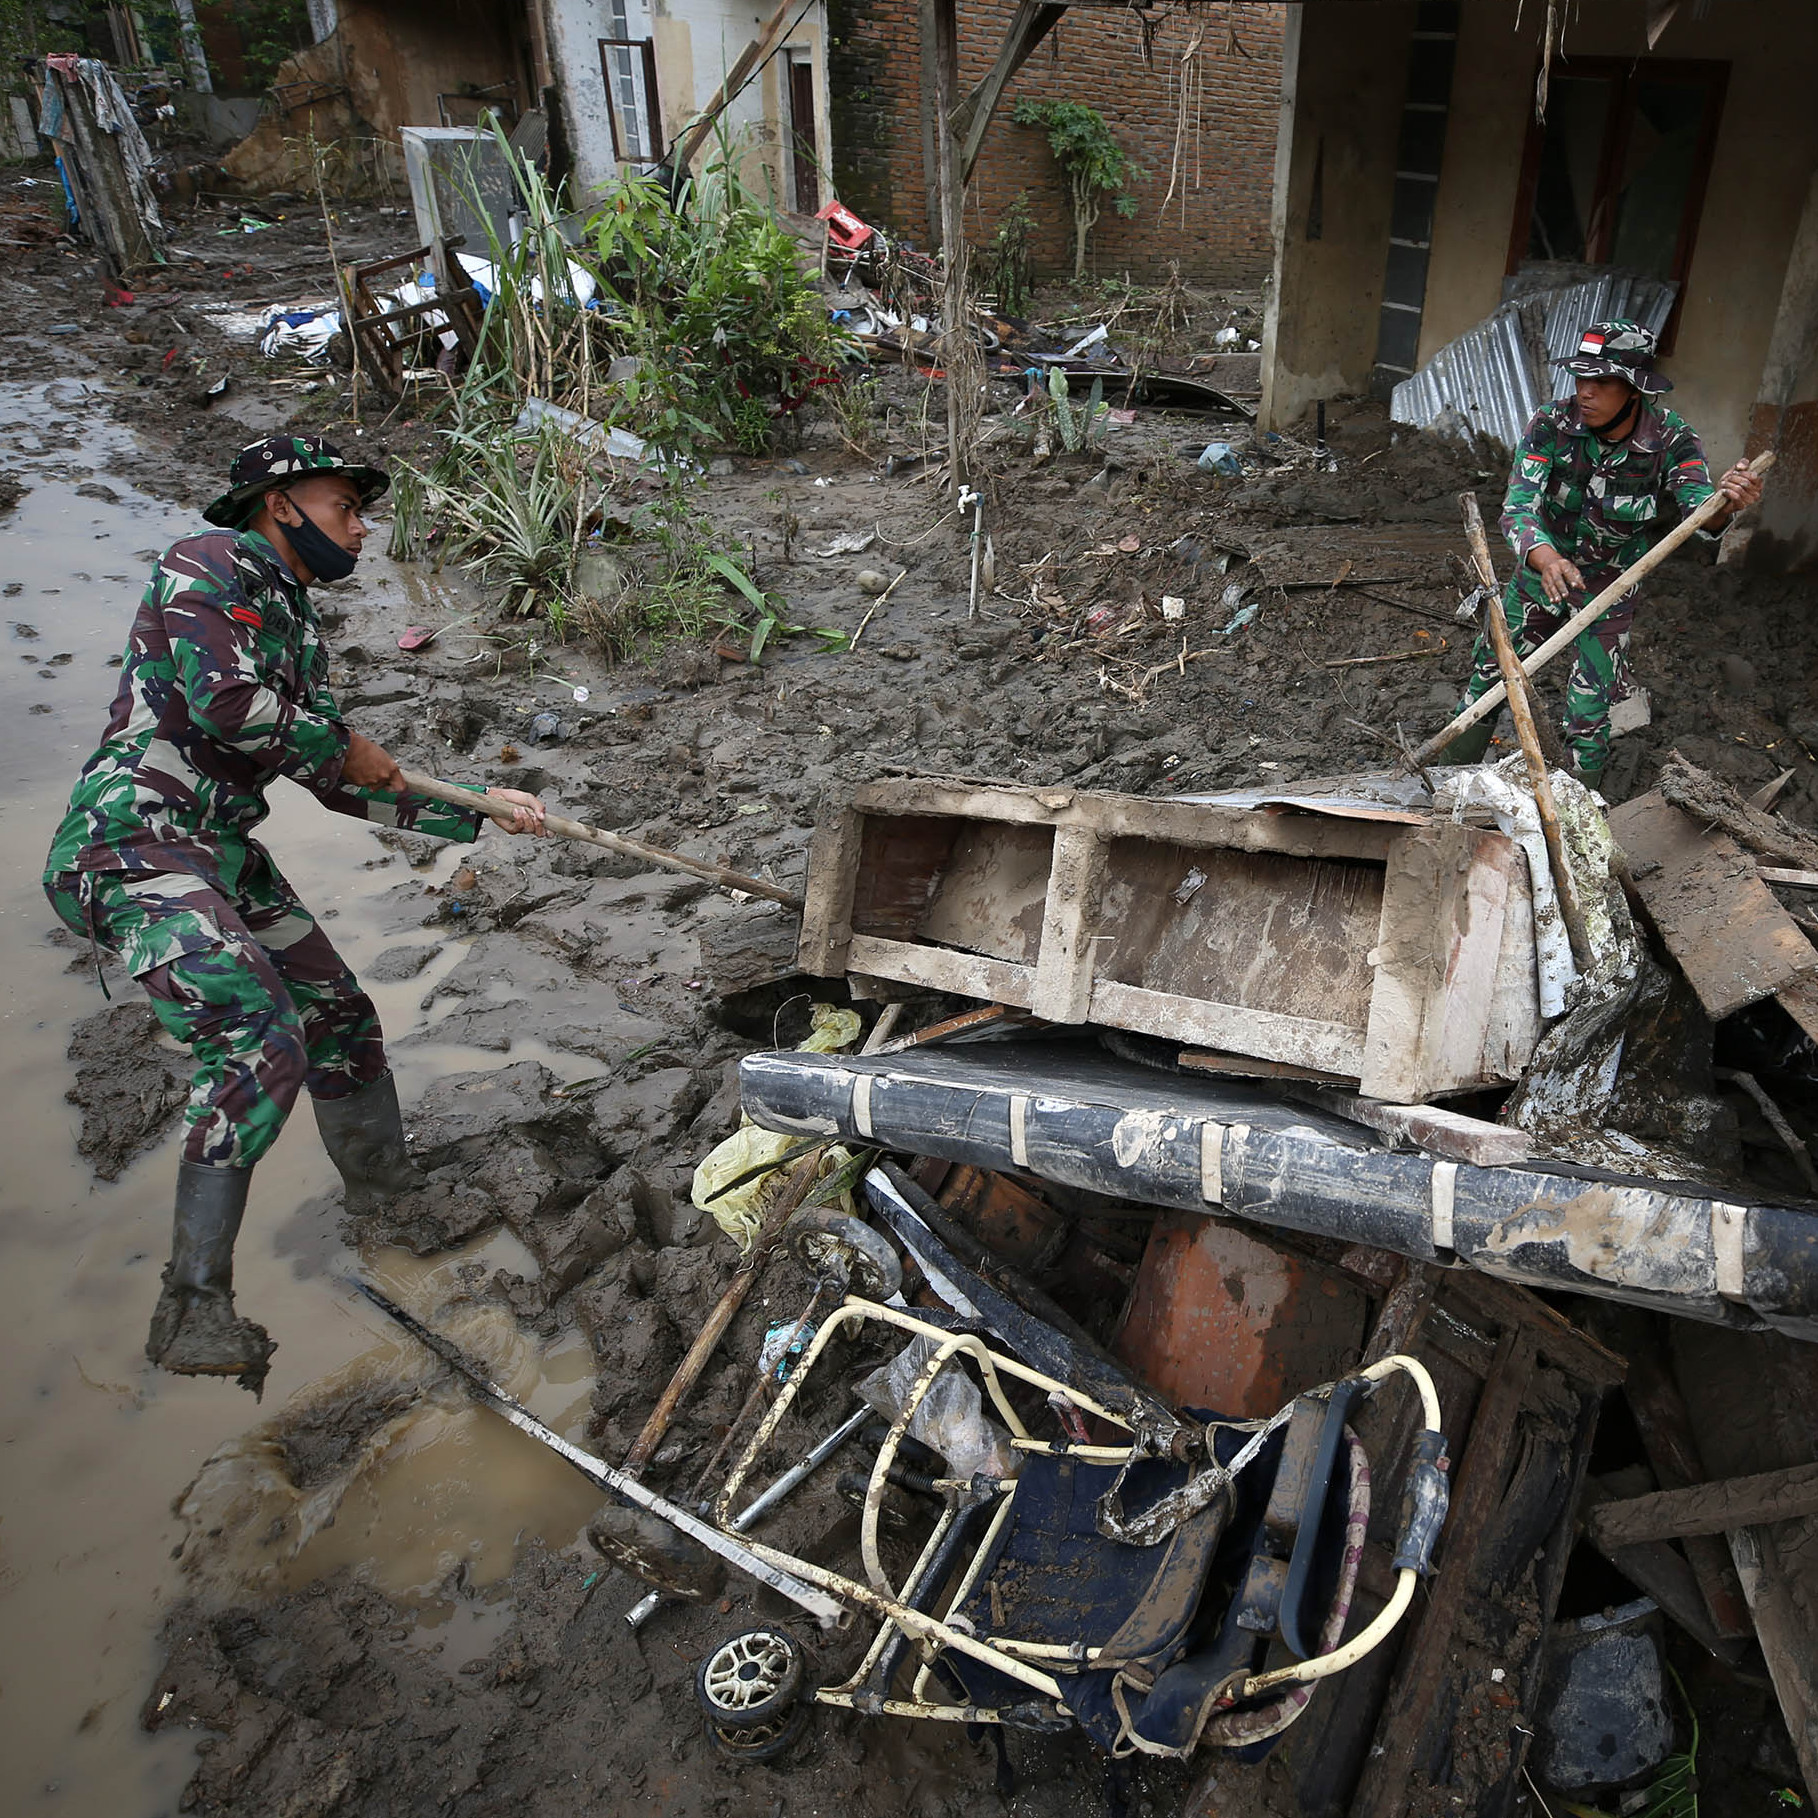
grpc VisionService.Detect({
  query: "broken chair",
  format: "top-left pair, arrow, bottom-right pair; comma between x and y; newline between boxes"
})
693,1295 -> 1449,1763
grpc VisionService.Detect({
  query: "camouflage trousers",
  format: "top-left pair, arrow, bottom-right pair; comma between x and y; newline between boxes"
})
46,849 -> 385,1169
1460,573 -> 1636,774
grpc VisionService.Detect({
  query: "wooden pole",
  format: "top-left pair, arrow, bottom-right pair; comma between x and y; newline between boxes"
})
622,1148 -> 825,1477
1459,493 -> 1593,970
398,769 -> 803,910
1415,452 -> 1775,766
929,0 -> 972,492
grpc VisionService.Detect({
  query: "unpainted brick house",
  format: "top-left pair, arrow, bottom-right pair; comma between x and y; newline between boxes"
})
828,0 -> 1286,286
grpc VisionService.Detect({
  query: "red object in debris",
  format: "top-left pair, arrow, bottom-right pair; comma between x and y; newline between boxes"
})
161,347 -> 180,368
103,284 -> 135,307
1115,1215 -> 1370,1419
816,200 -> 875,252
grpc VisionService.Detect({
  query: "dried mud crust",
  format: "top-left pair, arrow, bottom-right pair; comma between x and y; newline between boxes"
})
143,1545 -> 1195,1818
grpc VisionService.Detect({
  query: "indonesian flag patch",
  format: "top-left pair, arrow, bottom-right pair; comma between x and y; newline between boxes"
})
1577,330 -> 1607,356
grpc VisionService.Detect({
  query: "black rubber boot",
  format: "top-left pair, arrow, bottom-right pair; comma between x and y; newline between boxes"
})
146,1163 -> 276,1396
1434,717 -> 1495,767
313,1071 -> 421,1217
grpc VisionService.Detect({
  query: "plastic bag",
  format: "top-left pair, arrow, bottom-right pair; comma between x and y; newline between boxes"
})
689,1126 -> 857,1250
798,1002 -> 862,1053
857,1336 -> 1020,1483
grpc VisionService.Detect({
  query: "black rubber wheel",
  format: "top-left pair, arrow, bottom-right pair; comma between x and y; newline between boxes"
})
586,1502 -> 726,1603
707,1701 -> 812,1763
695,1626 -> 806,1731
786,1207 -> 903,1299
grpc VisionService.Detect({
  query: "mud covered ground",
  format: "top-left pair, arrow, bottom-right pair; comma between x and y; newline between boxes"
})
7,167 -> 1818,1818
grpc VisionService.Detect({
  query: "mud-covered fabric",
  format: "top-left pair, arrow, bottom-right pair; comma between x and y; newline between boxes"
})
41,528 -> 480,884
47,858 -> 383,1168
1455,397 -> 1715,773
1460,584 -> 1635,775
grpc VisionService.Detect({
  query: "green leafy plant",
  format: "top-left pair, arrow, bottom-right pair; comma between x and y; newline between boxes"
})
1012,100 -> 1144,279
988,191 -> 1036,314
1047,367 -> 1108,454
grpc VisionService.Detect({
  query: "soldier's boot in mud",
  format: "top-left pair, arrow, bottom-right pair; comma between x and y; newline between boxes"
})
1433,717 -> 1495,767
146,1162 -> 277,1397
312,1071 -> 422,1217
1569,760 -> 1605,793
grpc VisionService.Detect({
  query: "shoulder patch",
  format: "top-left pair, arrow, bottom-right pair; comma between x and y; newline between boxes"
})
228,604 -> 264,628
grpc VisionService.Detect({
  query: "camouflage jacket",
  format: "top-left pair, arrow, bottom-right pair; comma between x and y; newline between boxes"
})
1500,397 -> 1716,601
44,529 -> 480,888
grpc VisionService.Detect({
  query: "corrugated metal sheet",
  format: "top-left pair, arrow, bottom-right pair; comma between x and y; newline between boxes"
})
1391,273 -> 1677,453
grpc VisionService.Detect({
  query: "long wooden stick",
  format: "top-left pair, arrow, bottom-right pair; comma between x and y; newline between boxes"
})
398,769 -> 802,911
622,1148 -> 825,1477
1414,452 -> 1774,766
1460,493 -> 1592,970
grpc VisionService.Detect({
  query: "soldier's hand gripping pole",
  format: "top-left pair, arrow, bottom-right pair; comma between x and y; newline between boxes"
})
1413,451 -> 1775,769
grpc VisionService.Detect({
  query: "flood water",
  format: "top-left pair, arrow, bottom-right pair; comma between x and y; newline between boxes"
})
0,383 -> 602,1815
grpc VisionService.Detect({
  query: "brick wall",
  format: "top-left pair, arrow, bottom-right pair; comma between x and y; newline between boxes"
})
826,0 -> 1285,287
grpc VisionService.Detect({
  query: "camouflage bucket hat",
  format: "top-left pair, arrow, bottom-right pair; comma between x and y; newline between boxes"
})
203,434 -> 390,529
1555,318 -> 1672,394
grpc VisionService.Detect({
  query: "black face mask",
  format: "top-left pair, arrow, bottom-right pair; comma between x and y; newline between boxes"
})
279,493 -> 359,582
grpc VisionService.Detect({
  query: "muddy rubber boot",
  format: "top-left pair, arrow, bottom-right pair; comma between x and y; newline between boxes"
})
312,1071 -> 421,1217
146,1162 -> 276,1397
1434,717 -> 1495,767
1570,760 -> 1605,794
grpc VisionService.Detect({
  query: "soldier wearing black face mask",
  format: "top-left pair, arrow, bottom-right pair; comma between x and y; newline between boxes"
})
42,436 -> 550,1392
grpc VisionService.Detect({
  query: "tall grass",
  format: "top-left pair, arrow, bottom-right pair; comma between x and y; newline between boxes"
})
392,122 -> 852,643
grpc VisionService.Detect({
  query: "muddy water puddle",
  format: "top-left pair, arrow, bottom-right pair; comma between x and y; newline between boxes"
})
0,385 -> 603,1815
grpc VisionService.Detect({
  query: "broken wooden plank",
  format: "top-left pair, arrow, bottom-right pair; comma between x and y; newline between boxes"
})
795,804 -> 863,976
1348,1327 -> 1537,1818
1179,1051 -> 1356,1086
1579,1479 -> 1748,1662
1359,822 -> 1526,1102
1781,977 -> 1818,1046
1589,1462 -> 1818,1548
1608,791 -> 1818,1019
1029,824 -> 1108,1022
1604,1307 -> 1753,1640
1442,1270 -> 1626,1390
845,933 -> 1035,1008
1761,866 -> 1818,889
1290,1088 -> 1537,1166
1090,979 -> 1366,1078
1727,1522 -> 1818,1803
871,1003 -> 1031,1055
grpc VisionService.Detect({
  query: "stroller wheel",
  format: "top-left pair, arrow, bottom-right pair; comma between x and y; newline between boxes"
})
696,1626 -> 806,1731
787,1208 -> 903,1299
707,1703 -> 812,1763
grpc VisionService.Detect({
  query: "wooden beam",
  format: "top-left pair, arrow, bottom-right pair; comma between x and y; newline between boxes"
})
1589,1462 -> 1818,1548
670,0 -> 798,173
1579,1481 -> 1747,1662
952,0 -> 1068,182
1349,1328 -> 1537,1818
1599,1305 -> 1753,1638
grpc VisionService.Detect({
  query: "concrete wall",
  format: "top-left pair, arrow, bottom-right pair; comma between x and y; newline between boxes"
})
1260,2 -> 1416,430
1417,0 -> 1818,476
547,0 -> 829,207
825,0 -> 1284,284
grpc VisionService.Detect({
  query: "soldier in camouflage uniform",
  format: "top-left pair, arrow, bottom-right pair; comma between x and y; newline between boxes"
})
1441,319 -> 1763,786
44,436 -> 547,1392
